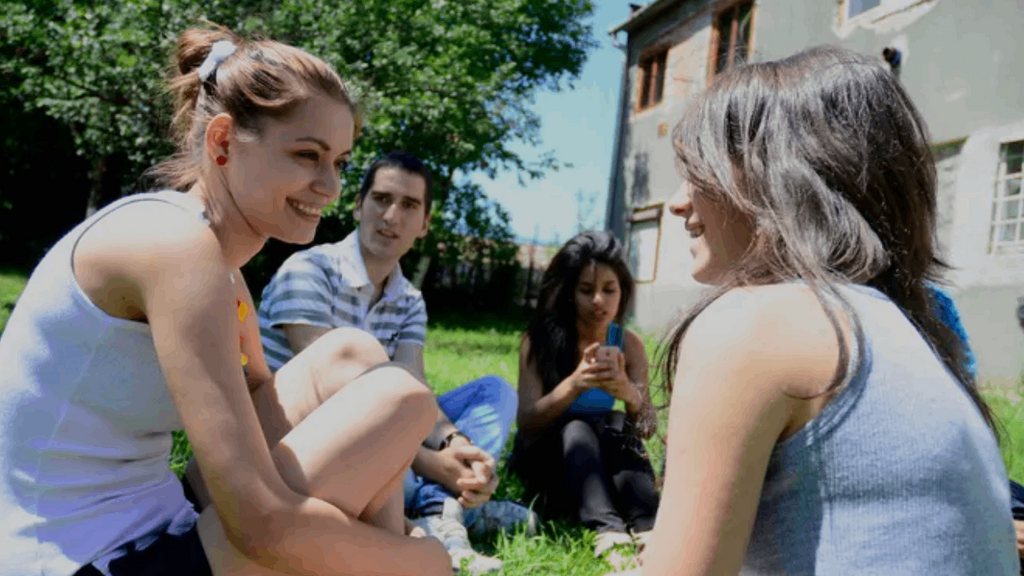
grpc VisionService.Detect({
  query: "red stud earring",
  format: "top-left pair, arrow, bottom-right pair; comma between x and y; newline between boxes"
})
216,156 -> 227,166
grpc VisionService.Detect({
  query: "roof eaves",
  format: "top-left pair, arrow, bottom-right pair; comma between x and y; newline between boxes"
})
609,0 -> 682,36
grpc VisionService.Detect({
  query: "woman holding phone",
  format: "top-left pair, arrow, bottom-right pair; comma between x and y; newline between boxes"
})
510,231 -> 659,570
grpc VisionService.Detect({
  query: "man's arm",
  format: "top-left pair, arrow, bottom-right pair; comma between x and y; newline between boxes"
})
394,342 -> 496,508
394,342 -> 459,449
282,323 -> 333,355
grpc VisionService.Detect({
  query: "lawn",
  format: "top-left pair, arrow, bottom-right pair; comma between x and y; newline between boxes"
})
374,308 -> 655,575
0,267 -> 27,334
4,267 -> 1024,574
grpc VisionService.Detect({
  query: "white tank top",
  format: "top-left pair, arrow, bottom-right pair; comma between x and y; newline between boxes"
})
0,192 -> 206,576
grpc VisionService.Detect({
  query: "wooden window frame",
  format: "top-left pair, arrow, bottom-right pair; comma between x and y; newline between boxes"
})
707,0 -> 756,80
990,139 -> 1024,254
636,48 -> 668,113
628,204 -> 664,283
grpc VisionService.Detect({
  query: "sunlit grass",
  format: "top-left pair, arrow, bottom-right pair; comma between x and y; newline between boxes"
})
8,265 -> 1021,574
0,267 -> 28,335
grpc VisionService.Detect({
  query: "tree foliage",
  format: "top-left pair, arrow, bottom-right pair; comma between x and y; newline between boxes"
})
0,0 -> 596,300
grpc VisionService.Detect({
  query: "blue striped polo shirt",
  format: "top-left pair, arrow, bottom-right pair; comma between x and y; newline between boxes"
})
257,232 -> 427,371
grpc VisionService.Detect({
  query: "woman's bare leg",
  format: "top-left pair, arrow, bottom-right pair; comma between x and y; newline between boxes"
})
197,328 -> 439,575
360,463 -> 411,534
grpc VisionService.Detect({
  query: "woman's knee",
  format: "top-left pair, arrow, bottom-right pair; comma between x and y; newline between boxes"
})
303,327 -> 391,402
561,419 -> 601,455
358,364 -> 438,437
561,418 -> 597,441
316,327 -> 390,369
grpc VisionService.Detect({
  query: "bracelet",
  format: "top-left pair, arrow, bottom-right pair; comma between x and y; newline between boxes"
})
438,430 -> 472,451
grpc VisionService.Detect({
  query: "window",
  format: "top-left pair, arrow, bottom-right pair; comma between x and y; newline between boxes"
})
637,49 -> 667,112
847,0 -> 881,19
711,0 -> 754,77
628,205 -> 663,282
991,140 -> 1024,253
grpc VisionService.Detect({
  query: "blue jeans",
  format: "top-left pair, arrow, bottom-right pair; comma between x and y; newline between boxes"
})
404,375 -> 518,516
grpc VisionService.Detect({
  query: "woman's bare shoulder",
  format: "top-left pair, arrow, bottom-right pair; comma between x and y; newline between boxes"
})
684,284 -> 843,394
73,198 -> 227,318
75,199 -> 223,278
623,328 -> 648,358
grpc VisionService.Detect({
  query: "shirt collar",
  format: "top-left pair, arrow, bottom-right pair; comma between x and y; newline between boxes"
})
337,232 -> 407,299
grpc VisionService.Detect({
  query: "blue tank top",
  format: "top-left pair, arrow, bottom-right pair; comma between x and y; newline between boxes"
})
742,284 -> 1018,575
567,388 -> 615,415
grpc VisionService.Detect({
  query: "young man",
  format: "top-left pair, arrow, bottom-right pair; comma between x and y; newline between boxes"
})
257,152 -> 534,575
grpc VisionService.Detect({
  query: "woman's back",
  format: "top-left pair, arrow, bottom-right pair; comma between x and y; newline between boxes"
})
0,192 -> 200,575
744,284 -> 1017,575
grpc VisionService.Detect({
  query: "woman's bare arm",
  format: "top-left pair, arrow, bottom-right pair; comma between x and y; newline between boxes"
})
622,330 -> 657,440
77,203 -> 448,576
515,335 -> 595,438
642,286 -> 841,576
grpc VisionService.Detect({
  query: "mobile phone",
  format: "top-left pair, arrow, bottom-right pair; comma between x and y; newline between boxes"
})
596,322 -> 624,363
605,322 -> 624,349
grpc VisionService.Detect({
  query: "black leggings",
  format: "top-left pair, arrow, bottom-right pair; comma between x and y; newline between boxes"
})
511,411 -> 659,534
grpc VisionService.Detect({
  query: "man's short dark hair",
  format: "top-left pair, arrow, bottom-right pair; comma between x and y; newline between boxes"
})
357,151 -> 433,215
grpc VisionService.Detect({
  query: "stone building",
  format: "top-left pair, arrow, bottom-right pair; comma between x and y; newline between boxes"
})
605,0 -> 1024,386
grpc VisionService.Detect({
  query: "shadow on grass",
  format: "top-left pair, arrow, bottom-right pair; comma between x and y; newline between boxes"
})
428,305 -> 534,336
428,338 -> 521,357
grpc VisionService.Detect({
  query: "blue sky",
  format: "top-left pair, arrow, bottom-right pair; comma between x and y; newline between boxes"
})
469,1 -> 631,245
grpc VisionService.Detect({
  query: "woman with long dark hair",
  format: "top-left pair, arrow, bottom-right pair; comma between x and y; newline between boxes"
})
620,45 -> 1018,575
510,231 -> 659,570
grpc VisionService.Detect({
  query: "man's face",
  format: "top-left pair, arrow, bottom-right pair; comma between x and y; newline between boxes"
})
354,166 -> 430,265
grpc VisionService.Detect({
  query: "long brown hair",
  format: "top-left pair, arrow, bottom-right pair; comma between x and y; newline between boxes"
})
660,45 -> 993,431
150,24 -> 361,190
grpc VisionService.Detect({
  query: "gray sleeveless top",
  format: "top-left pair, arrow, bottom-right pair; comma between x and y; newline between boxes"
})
0,191 -> 206,575
743,284 -> 1019,575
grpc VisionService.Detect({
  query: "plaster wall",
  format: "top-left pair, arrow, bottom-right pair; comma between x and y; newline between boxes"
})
752,0 -> 1024,144
613,0 -> 1024,385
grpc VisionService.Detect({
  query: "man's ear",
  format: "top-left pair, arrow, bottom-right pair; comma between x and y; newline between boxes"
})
353,194 -> 363,222
417,213 -> 432,239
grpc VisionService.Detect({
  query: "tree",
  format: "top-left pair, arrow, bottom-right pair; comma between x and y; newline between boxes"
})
0,0 -> 596,297
574,188 -> 602,234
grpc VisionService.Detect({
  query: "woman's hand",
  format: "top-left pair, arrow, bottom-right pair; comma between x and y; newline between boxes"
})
595,351 -> 643,410
570,342 -> 622,393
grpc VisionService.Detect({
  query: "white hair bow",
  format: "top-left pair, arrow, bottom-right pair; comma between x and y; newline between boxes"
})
198,40 -> 237,82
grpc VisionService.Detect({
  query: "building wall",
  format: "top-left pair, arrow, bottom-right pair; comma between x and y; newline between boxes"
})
945,120 -> 1024,386
612,0 -> 1024,384
753,0 -> 1024,145
616,2 -> 719,332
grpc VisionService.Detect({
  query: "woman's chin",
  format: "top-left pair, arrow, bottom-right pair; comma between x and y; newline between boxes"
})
275,225 -> 318,246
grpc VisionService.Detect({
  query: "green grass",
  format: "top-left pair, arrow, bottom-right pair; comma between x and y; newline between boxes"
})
427,308 -> 649,574
986,391 -> 1024,485
0,267 -> 28,335
9,266 -> 1024,573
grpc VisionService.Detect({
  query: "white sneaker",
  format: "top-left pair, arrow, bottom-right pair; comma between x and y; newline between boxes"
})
594,531 -> 637,571
463,500 -> 539,538
413,498 -> 504,575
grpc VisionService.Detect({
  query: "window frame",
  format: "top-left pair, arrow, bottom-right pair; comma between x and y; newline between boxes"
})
842,0 -> 883,23
636,47 -> 668,113
628,204 -> 664,284
989,139 -> 1024,254
707,0 -> 756,80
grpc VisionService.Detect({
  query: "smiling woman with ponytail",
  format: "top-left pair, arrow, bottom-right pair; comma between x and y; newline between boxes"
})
0,23 -> 452,576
